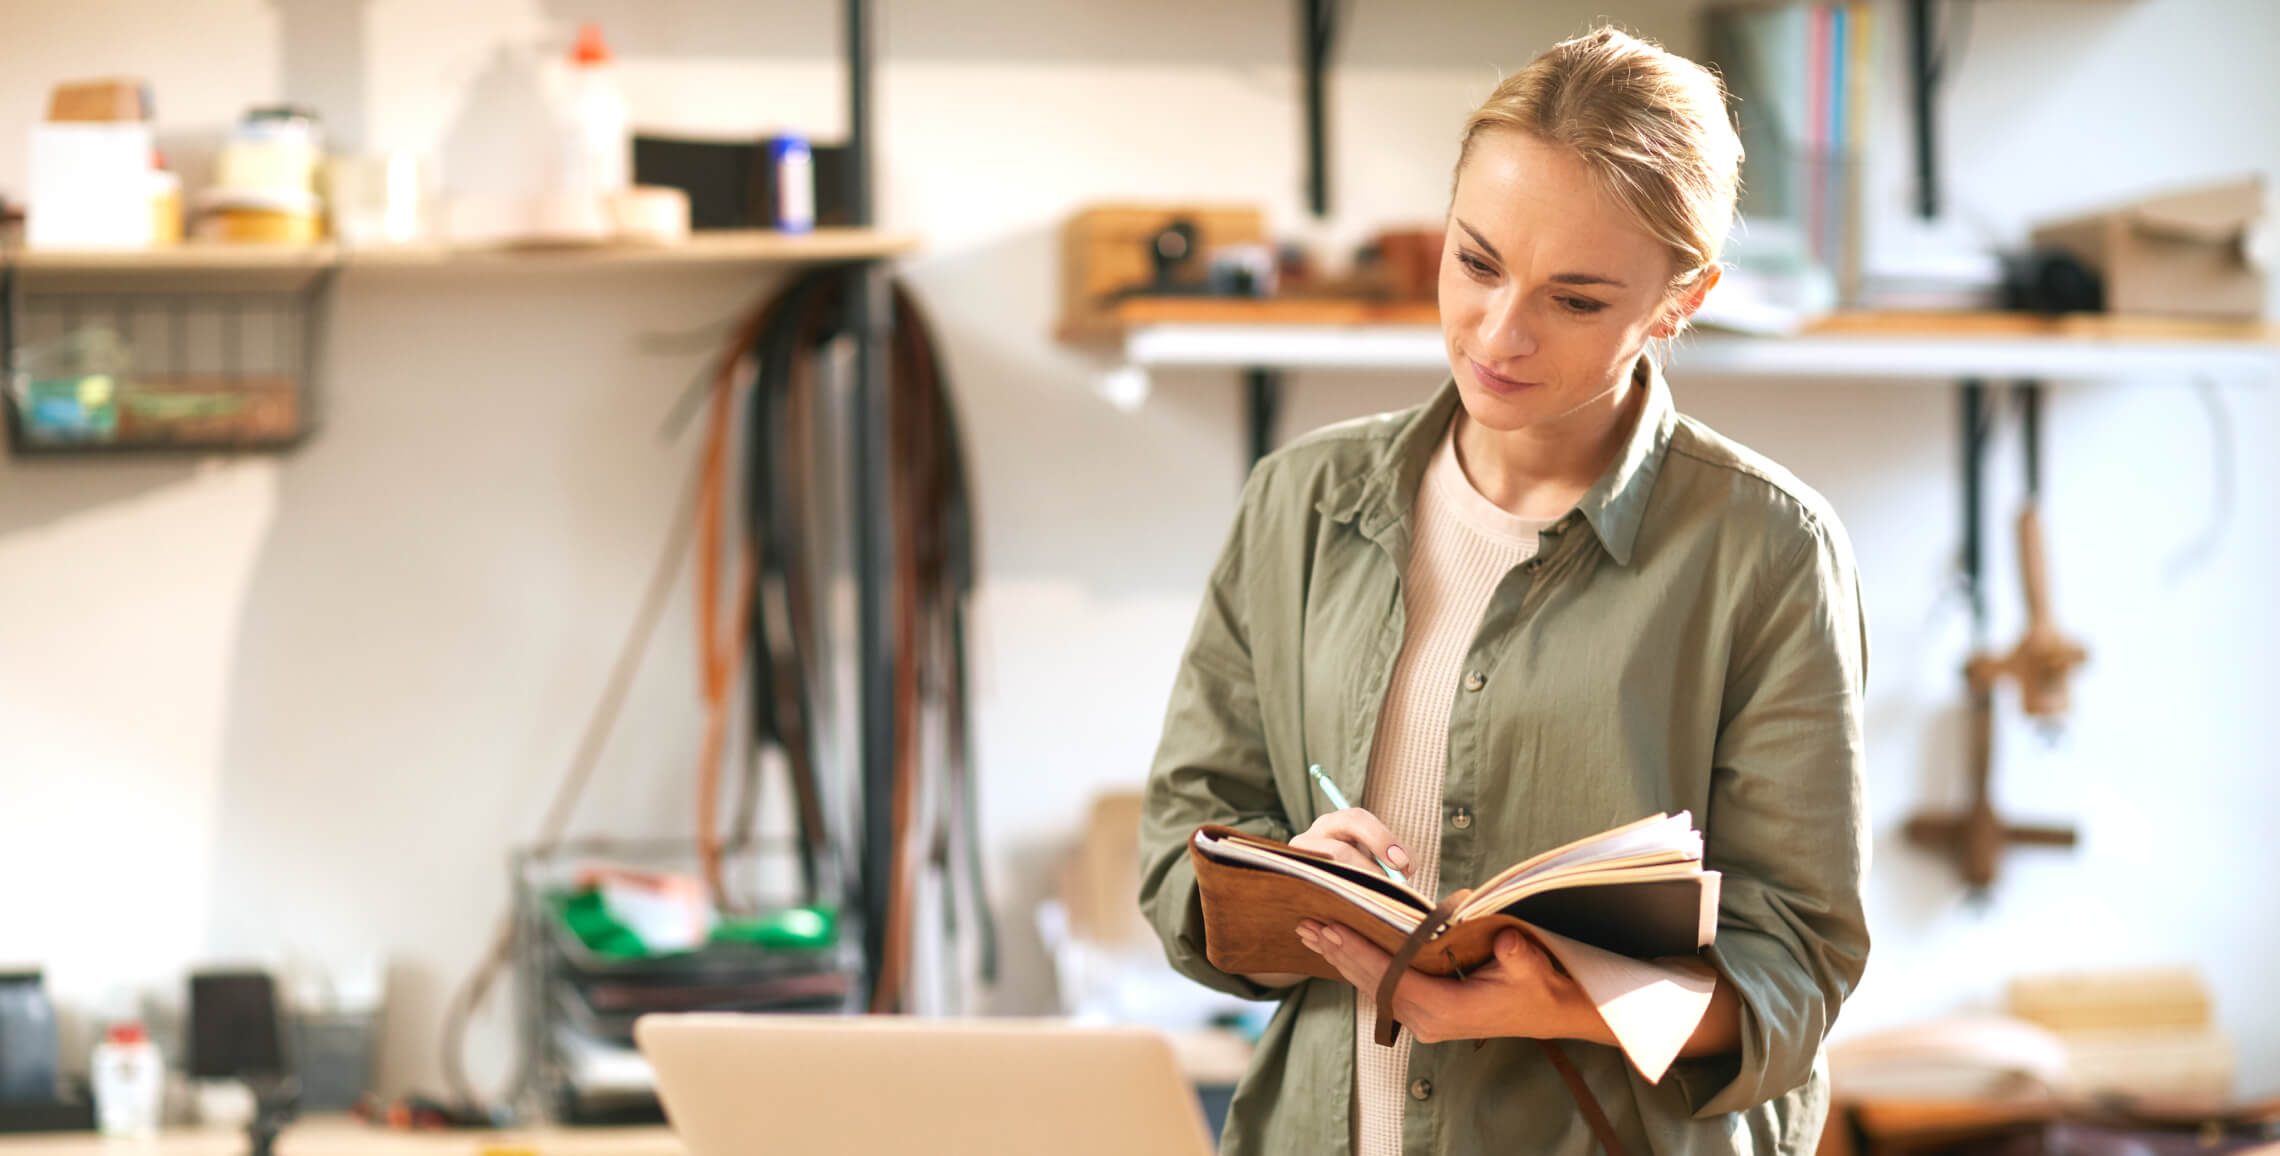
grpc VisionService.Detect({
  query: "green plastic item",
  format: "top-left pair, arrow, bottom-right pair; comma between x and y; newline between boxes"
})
711,905 -> 838,952
553,891 -> 838,960
557,890 -> 652,960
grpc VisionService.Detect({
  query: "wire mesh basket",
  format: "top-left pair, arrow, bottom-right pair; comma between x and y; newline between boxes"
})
1,262 -> 326,455
509,835 -> 864,1124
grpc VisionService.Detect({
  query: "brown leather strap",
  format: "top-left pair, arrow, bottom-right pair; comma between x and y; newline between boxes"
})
1367,896 -> 1627,1156
1538,1039 -> 1628,1156
1372,889 -> 1472,1046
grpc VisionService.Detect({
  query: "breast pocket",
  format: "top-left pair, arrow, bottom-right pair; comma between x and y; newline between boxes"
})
1468,572 -> 1730,851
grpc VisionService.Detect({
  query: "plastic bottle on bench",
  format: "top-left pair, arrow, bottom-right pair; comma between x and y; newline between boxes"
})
91,1022 -> 164,1138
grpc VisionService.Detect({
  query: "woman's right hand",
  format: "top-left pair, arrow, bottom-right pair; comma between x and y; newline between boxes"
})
1290,808 -> 1411,877
1235,810 -> 1409,991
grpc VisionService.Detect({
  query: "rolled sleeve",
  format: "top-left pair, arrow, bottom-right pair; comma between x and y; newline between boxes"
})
1138,471 -> 1296,1001
1670,516 -> 1872,1115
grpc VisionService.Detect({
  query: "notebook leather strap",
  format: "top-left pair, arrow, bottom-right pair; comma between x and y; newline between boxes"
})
1538,1038 -> 1629,1156
1372,889 -> 1472,1046
1370,896 -> 1628,1156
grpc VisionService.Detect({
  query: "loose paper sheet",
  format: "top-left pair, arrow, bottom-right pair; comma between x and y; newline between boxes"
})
1530,926 -> 1718,1083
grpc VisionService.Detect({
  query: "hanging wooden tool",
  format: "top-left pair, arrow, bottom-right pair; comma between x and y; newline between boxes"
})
1905,382 -> 2083,890
1965,503 -> 2090,721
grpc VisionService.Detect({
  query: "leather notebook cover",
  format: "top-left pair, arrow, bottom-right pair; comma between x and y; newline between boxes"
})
1187,823 -> 1713,981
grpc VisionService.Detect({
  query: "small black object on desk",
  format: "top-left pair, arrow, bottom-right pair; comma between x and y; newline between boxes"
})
189,971 -> 300,1156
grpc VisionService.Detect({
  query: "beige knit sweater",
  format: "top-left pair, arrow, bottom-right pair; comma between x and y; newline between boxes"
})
1354,419 -> 1557,1156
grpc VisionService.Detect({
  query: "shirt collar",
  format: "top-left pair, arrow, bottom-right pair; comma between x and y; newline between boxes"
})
1572,356 -> 1677,567
1320,356 -> 1676,568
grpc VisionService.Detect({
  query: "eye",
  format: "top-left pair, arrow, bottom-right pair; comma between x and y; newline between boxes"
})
1455,250 -> 1496,279
1555,295 -> 1607,316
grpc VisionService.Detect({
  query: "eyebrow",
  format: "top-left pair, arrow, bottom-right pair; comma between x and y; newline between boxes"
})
1455,218 -> 1630,289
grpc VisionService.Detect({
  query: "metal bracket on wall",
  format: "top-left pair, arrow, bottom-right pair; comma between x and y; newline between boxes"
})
1908,0 -> 1941,219
0,261 -> 16,387
1245,367 -> 1281,471
1300,0 -> 1337,219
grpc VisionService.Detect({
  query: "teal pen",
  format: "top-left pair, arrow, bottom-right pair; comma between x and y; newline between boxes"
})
1306,764 -> 1409,885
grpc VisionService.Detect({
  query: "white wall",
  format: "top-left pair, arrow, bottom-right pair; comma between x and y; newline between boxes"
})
0,0 -> 2273,1103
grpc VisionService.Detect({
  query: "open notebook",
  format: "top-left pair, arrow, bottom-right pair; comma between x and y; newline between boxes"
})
1190,812 -> 1724,1080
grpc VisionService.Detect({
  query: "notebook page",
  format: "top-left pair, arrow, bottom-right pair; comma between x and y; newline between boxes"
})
1470,812 -> 1703,906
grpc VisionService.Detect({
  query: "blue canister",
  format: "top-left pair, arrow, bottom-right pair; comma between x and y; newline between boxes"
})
0,971 -> 60,1104
766,135 -> 815,233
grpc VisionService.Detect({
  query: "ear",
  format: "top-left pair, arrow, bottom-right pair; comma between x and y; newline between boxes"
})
1649,264 -> 1722,339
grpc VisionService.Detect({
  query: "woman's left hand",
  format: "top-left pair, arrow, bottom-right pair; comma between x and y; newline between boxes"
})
1296,919 -> 1610,1046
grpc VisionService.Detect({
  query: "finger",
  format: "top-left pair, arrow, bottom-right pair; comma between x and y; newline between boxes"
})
1302,922 -> 1390,991
1290,834 -> 1384,874
1324,809 -> 1409,870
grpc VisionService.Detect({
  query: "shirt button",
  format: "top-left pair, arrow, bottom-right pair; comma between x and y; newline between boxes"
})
1463,670 -> 1486,692
1450,808 -> 1473,831
1410,1078 -> 1434,1101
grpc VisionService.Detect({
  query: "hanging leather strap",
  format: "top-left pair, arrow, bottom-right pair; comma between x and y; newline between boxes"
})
1537,1039 -> 1629,1156
700,269 -> 998,1010
1370,897 -> 1628,1156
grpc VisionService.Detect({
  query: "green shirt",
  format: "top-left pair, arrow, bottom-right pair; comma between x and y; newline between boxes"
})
1138,363 -> 1870,1156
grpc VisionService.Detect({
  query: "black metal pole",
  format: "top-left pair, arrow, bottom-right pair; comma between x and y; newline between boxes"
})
1960,379 -> 1987,638
844,0 -> 898,1010
2017,381 -> 2042,501
848,0 -> 872,226
1245,368 -> 1281,470
0,265 -> 15,451
1302,0 -> 1329,218
1908,0 -> 1939,219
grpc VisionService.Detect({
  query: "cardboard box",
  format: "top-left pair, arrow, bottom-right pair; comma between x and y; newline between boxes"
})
46,78 -> 152,123
2031,177 -> 2267,320
1057,792 -> 1153,948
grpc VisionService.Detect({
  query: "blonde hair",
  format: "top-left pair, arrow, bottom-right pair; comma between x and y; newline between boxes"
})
1457,27 -> 1742,297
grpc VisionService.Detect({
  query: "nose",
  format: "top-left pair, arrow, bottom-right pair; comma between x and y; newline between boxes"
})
1472,288 -> 1537,361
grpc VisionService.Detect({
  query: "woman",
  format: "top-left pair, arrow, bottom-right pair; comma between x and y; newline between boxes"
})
1137,27 -> 1870,1156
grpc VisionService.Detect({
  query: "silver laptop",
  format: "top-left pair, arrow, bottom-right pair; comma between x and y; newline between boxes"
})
635,1013 -> 1217,1156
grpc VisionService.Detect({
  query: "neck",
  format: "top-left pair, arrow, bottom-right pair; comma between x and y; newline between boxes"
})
1453,364 -> 1646,519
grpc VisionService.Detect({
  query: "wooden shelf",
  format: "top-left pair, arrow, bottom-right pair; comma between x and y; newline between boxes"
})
4,244 -> 340,294
345,227 -> 921,274
1061,296 -> 1438,340
0,228 -> 918,293
1800,309 -> 2280,343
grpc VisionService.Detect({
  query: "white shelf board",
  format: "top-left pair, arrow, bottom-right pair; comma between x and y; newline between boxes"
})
1117,321 -> 2280,385
1127,323 -> 1446,371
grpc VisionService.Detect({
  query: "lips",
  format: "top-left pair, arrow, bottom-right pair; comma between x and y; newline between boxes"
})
1467,357 -> 1539,394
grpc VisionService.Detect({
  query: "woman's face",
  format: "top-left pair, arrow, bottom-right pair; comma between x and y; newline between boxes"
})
1438,130 -> 1689,438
